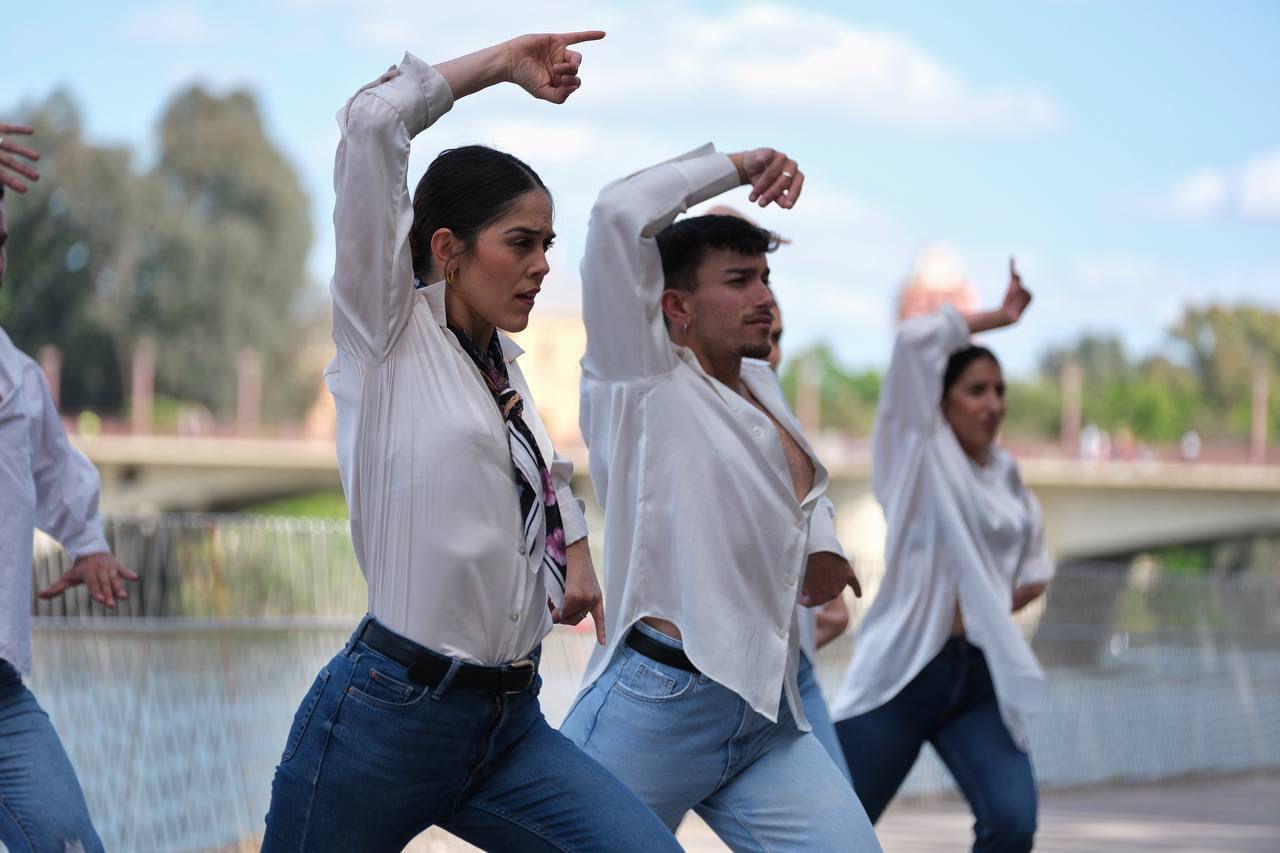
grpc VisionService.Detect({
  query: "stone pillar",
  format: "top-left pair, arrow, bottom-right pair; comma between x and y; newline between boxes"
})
37,345 -> 62,409
131,338 -> 155,435
237,348 -> 262,436
1251,357 -> 1269,465
1060,359 -> 1082,455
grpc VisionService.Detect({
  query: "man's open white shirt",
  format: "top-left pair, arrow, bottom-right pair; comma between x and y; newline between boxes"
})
576,145 -> 848,725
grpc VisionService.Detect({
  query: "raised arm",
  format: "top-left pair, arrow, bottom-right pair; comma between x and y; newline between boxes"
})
580,146 -> 802,380
331,32 -> 603,362
872,259 -> 1031,496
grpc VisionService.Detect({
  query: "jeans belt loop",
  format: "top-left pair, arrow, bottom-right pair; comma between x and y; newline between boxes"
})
431,658 -> 463,701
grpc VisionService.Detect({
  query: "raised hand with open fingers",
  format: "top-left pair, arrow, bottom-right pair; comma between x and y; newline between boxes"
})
0,123 -> 41,194
506,31 -> 606,105
38,552 -> 139,609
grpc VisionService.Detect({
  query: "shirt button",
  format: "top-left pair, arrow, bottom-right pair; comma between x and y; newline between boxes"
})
752,426 -> 763,437
510,611 -> 520,623
784,573 -> 797,586
517,542 -> 528,555
776,626 -> 787,639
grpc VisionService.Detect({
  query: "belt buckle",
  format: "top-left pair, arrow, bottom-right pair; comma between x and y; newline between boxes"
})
505,658 -> 535,694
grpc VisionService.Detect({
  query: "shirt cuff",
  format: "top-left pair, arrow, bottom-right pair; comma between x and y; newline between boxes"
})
669,145 -> 743,210
805,499 -> 846,559
61,519 -> 110,562
379,52 -> 456,138
557,486 -> 590,546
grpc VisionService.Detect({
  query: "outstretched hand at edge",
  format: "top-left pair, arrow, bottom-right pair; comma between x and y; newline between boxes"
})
0,124 -> 40,194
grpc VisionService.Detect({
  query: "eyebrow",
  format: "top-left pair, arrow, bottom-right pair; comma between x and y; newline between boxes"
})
723,266 -> 768,277
504,226 -> 556,240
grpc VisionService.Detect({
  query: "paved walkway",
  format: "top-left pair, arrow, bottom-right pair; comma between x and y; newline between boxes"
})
676,772 -> 1280,852
274,772 -> 1279,852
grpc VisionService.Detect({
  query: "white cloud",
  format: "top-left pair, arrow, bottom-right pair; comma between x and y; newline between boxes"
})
345,1 -> 1062,135
1239,148 -> 1280,218
121,4 -> 229,45
1162,147 -> 1280,220
1167,169 -> 1228,218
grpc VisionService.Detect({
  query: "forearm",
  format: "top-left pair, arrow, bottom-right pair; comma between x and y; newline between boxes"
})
1012,582 -> 1047,612
963,308 -> 1013,336
814,597 -> 850,649
435,41 -> 510,100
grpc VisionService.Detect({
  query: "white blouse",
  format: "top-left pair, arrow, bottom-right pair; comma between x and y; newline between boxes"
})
576,145 -> 848,726
0,326 -> 109,674
831,306 -> 1054,748
325,53 -> 588,665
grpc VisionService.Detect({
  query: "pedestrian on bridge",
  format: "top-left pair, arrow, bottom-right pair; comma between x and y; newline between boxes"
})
832,260 -> 1054,853
1,124 -> 138,853
261,32 -> 679,853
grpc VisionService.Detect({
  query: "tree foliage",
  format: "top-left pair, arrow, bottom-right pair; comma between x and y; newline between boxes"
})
1,87 -> 320,419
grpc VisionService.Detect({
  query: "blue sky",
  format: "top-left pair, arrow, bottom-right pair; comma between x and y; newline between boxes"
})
5,0 -> 1278,375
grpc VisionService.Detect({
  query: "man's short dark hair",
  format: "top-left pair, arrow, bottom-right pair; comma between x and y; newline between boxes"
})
656,214 -> 779,293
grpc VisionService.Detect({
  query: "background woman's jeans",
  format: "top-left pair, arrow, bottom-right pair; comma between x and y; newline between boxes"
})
262,616 -> 679,852
836,637 -> 1038,853
0,661 -> 104,853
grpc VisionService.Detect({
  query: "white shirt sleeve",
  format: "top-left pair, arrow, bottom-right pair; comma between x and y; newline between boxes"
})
805,495 -> 846,559
550,449 -> 589,546
580,144 -> 742,381
871,305 -> 971,502
25,361 -> 109,560
1015,489 -> 1055,587
330,52 -> 455,363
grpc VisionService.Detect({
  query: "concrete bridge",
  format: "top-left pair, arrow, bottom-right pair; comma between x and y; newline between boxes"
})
77,433 -> 1280,564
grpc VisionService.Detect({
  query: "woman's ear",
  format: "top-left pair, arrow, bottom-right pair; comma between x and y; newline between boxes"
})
430,228 -> 459,281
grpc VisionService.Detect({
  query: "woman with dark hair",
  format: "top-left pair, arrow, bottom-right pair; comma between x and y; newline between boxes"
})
262,33 -> 680,851
832,260 -> 1053,853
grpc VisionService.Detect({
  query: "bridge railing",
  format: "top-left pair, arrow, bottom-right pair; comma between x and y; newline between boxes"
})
27,514 -> 1280,851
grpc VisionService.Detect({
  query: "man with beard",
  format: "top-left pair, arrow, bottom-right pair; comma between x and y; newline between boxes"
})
560,145 -> 879,850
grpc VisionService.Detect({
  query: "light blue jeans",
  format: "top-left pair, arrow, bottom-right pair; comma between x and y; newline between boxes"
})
561,623 -> 881,851
0,661 -> 104,853
797,650 -> 853,784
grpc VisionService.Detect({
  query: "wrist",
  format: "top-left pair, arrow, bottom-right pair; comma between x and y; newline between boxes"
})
728,152 -> 749,185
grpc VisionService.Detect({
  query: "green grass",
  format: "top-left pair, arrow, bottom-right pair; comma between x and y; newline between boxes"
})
244,491 -> 349,519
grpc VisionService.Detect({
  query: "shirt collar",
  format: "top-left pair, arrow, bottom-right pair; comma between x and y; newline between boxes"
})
418,278 -> 525,364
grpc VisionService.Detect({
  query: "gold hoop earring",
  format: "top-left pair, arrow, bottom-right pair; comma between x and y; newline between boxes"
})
446,267 -> 456,286
682,321 -> 690,335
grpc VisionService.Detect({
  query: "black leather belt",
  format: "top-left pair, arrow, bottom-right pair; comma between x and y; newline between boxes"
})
626,627 -> 699,673
358,618 -> 537,694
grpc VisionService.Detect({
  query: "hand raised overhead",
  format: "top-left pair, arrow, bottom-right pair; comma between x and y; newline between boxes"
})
506,31 -> 606,104
730,147 -> 804,209
1000,256 -> 1032,325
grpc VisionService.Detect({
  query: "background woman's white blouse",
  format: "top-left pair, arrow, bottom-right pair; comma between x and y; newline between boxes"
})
831,306 -> 1054,748
325,54 -> 587,666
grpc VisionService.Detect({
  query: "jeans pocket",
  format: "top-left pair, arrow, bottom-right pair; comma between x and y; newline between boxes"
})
346,651 -> 432,713
282,668 -> 330,763
614,656 -> 696,703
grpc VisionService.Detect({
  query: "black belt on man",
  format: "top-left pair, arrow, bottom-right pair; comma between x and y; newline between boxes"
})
626,626 -> 700,673
358,618 -> 537,694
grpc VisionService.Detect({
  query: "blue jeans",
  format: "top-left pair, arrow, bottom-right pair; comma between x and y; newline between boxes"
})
797,652 -> 852,783
0,661 -> 103,853
836,636 -> 1037,853
263,616 -> 678,852
561,623 -> 881,851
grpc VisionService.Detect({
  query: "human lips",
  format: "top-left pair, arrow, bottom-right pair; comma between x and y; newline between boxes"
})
515,288 -> 540,308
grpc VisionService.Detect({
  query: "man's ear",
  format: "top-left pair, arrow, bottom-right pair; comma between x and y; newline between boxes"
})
660,289 -> 692,330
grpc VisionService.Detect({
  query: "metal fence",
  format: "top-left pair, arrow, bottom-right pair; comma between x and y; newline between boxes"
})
28,515 -> 1280,851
